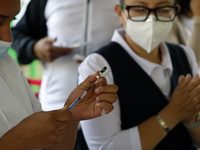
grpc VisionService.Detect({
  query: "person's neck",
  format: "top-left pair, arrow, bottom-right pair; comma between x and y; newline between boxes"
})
125,35 -> 161,64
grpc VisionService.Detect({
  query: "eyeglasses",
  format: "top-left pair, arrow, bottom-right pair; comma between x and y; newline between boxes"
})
121,4 -> 178,22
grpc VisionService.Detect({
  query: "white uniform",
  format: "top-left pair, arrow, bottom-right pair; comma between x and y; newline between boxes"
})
39,0 -> 121,111
0,54 -> 41,138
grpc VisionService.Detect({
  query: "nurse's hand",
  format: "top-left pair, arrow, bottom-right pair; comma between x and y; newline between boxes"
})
65,71 -> 118,121
0,106 -> 72,150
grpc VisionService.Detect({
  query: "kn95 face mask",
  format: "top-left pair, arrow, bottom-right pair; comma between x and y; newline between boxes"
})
123,14 -> 172,53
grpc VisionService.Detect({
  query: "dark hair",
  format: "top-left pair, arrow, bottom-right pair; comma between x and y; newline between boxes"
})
176,0 -> 191,15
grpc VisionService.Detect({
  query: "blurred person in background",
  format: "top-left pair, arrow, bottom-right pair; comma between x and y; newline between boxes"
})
11,0 -> 120,111
166,0 -> 200,72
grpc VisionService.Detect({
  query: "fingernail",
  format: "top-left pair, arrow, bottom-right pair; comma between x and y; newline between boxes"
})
99,78 -> 103,82
195,74 -> 199,78
96,103 -> 100,106
95,87 -> 100,93
186,74 -> 190,79
96,96 -> 99,100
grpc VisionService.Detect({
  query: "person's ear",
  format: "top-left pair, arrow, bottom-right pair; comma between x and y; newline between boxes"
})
176,4 -> 181,13
114,5 -> 124,26
114,5 -> 122,16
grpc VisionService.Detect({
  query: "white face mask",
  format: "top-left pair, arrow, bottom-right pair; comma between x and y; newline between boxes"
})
123,15 -> 172,53
0,40 -> 12,61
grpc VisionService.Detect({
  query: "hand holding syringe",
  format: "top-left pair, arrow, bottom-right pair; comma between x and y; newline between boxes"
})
69,67 -> 110,115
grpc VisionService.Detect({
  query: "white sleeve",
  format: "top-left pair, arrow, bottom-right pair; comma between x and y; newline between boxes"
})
78,53 -> 141,150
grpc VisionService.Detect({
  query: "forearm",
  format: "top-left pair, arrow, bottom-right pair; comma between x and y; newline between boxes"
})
49,120 -> 79,150
138,116 -> 167,150
83,111 -> 175,150
138,107 -> 179,150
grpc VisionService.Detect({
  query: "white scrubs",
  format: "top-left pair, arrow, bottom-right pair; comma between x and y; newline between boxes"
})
0,54 -> 42,138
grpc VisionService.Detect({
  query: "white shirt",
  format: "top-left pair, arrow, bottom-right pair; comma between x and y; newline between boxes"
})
38,0 -> 121,111
0,55 -> 42,139
78,29 -> 198,150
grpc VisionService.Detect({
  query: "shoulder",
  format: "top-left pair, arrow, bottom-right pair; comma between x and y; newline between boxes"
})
178,44 -> 199,75
81,53 -> 108,68
95,42 -> 123,56
165,42 -> 198,75
165,42 -> 190,53
175,44 -> 196,59
0,55 -> 22,75
165,42 -> 195,59
79,53 -> 110,74
3,55 -> 20,67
